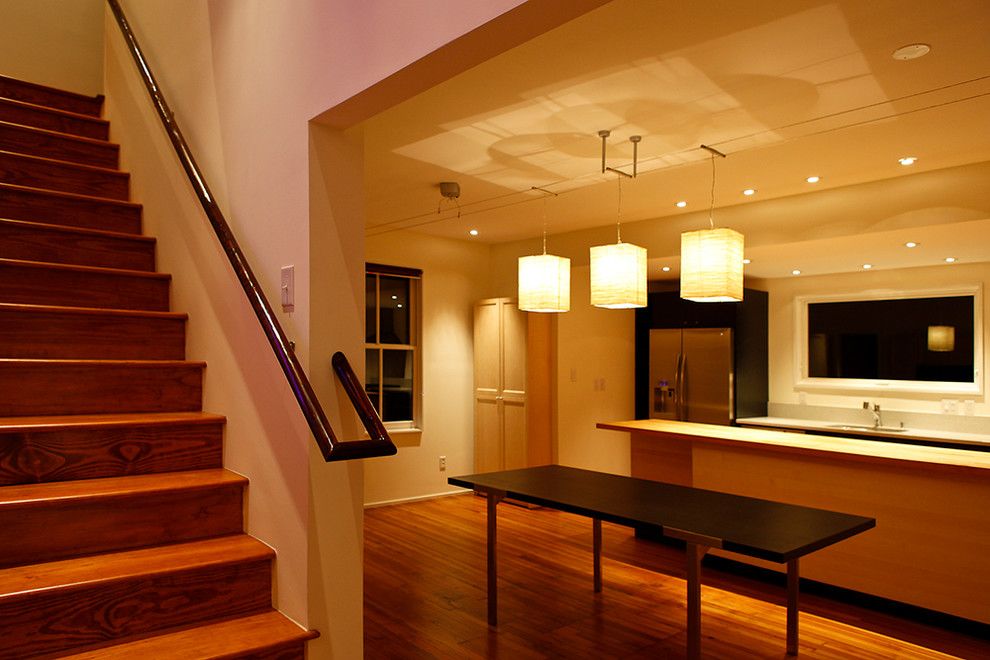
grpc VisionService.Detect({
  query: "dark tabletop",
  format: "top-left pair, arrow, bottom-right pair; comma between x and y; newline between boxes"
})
448,465 -> 875,563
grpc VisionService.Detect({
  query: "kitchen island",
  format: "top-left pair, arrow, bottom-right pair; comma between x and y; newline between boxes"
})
597,419 -> 990,625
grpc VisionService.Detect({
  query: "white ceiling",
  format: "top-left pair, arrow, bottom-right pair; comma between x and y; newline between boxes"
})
359,0 -> 990,278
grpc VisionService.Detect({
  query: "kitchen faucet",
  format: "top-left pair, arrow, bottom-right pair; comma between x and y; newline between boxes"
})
863,401 -> 881,429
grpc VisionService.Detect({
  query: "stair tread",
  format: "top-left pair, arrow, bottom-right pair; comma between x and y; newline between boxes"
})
0,119 -> 116,149
58,611 -> 318,659
0,468 -> 245,508
0,301 -> 184,320
0,411 -> 225,432
0,217 -> 151,242
0,181 -> 139,209
0,257 -> 170,279
0,148 -> 127,176
0,74 -> 103,116
0,534 -> 272,596
0,358 -> 205,366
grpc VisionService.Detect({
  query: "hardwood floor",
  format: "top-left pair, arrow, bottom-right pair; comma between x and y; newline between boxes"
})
365,493 -> 989,659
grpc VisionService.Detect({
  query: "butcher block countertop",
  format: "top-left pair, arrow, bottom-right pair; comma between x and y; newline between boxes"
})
597,419 -> 990,475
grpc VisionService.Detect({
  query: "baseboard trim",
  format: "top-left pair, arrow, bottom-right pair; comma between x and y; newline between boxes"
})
364,489 -> 467,509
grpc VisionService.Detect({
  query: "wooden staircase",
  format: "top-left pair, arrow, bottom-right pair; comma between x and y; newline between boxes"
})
0,74 -> 317,658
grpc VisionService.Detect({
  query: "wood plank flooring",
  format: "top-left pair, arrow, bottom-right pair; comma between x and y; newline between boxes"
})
365,493 -> 990,659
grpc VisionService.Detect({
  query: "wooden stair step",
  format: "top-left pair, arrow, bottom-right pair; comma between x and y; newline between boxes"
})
0,182 -> 141,233
0,74 -> 103,117
0,97 -> 110,140
0,469 -> 246,568
0,149 -> 129,200
0,535 -> 274,659
0,359 -> 204,416
0,259 -> 170,311
0,303 -> 185,360
59,610 -> 318,660
0,120 -> 118,168
0,218 -> 155,271
0,412 -> 225,486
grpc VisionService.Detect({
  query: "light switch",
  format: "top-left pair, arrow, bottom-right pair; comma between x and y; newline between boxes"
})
281,265 -> 294,312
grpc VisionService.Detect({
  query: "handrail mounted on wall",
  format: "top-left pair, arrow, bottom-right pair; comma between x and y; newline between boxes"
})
106,0 -> 396,462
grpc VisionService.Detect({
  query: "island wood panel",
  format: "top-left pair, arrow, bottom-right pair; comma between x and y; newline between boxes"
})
692,443 -> 990,625
604,420 -> 990,625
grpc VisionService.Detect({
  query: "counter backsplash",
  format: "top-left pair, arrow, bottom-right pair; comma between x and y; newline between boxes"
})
768,402 -> 990,435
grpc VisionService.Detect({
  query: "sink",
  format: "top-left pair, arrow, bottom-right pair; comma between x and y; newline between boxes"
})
826,424 -> 908,433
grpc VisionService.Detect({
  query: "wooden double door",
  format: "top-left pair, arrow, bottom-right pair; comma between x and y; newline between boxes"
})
474,298 -> 551,472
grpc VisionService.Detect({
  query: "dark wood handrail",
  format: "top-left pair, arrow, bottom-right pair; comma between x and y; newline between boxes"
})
107,0 -> 396,462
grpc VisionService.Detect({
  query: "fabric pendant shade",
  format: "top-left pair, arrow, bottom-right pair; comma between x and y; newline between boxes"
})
927,325 -> 955,352
680,227 -> 744,302
589,242 -> 647,309
518,253 -> 570,312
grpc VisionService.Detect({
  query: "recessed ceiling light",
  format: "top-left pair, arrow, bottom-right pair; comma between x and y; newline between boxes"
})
791,269 -> 802,276
469,229 -> 479,236
806,176 -> 820,183
391,295 -> 397,300
899,156 -> 917,166
675,201 -> 687,208
905,241 -> 918,248
742,258 -> 751,265
742,188 -> 756,196
863,264 -> 873,270
892,43 -> 931,61
944,257 -> 956,263
661,266 -> 671,272
397,303 -> 403,308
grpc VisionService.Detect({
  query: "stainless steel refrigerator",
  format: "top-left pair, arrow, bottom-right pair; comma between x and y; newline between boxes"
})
649,328 -> 734,425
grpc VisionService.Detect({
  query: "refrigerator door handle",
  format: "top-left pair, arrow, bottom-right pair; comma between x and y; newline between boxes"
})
674,351 -> 684,421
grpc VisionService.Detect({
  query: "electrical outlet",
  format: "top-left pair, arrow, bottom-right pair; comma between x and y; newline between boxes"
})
439,456 -> 446,471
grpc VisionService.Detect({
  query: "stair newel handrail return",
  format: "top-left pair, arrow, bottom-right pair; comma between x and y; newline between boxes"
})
107,0 -> 395,461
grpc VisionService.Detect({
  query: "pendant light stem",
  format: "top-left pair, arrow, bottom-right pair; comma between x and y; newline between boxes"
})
616,174 -> 623,243
708,152 -> 716,230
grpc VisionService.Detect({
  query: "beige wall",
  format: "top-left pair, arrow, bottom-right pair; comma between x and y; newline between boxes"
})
0,0 -> 104,95
766,262 -> 990,416
364,231 -> 491,505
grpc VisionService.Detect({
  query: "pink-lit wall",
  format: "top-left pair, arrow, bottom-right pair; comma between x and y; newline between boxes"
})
104,1 -> 527,657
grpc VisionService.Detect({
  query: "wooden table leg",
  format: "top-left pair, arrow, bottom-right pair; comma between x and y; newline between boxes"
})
593,517 -> 602,593
787,558 -> 799,655
686,542 -> 709,660
485,490 -> 504,627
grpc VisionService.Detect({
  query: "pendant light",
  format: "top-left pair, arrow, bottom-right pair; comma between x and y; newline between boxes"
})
680,146 -> 744,302
590,132 -> 647,309
518,188 -> 570,312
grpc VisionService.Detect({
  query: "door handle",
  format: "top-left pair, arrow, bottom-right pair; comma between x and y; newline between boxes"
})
674,352 -> 684,421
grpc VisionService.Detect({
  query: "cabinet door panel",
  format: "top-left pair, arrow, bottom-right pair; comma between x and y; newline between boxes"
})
474,393 -> 502,472
474,300 -> 501,391
502,398 -> 527,470
501,300 -> 527,394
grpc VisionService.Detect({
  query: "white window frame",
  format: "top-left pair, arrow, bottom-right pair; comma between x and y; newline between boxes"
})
365,264 -> 422,431
793,285 -> 983,396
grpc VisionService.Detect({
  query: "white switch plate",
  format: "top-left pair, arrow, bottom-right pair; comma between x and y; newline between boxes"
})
281,265 -> 294,312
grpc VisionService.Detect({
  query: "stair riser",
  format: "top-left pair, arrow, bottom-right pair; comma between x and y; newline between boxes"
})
0,99 -> 109,140
0,220 -> 155,271
0,76 -> 103,117
0,483 -> 244,568
0,422 -> 223,485
0,151 -> 129,200
0,185 -> 140,234
0,262 -> 169,311
0,121 -> 117,168
0,309 -> 185,360
0,363 -> 202,416
0,558 -> 272,659
247,644 -> 308,660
